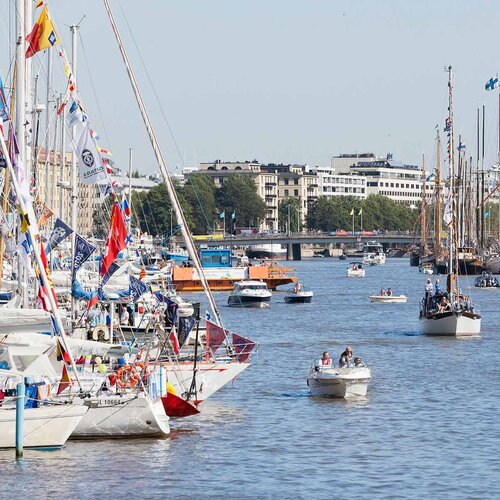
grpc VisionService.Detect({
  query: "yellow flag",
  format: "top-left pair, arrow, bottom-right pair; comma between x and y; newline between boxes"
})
25,6 -> 60,58
349,209 -> 354,216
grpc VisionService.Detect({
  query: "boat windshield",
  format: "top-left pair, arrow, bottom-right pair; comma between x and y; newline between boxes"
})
237,284 -> 268,291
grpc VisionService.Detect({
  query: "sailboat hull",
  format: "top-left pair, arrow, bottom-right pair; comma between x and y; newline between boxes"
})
420,312 -> 481,337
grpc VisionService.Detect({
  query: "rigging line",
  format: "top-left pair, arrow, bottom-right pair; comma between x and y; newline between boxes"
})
117,3 -> 213,232
143,194 -> 161,236
77,29 -> 113,151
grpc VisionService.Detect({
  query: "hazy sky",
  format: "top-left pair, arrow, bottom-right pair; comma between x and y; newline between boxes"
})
1,0 -> 500,175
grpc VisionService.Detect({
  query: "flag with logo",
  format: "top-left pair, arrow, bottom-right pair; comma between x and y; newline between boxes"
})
72,233 -> 96,280
45,218 -> 73,254
75,122 -> 108,185
129,274 -> 149,302
25,6 -> 60,58
101,201 -> 128,277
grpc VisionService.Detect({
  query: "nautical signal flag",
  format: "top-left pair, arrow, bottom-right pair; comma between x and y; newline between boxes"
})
485,76 -> 499,91
101,201 -> 128,277
57,364 -> 73,395
56,338 -> 71,364
25,6 -> 60,58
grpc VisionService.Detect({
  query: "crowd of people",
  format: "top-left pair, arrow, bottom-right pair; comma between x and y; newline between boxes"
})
423,278 -> 473,314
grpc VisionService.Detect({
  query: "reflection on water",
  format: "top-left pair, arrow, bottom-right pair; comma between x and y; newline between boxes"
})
2,259 -> 500,497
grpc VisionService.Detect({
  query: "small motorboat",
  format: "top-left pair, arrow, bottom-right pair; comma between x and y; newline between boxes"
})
370,294 -> 407,303
338,253 -> 347,261
284,286 -> 313,303
347,262 -> 365,278
227,280 -> 272,307
419,264 -> 434,275
307,360 -> 371,398
474,272 -> 499,288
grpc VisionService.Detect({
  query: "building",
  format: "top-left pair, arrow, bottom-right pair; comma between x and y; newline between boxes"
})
310,166 -> 367,199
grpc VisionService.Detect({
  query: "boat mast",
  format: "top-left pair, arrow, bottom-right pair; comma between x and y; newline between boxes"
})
420,154 -> 428,255
102,0 -> 223,327
435,128 -> 442,258
446,65 -> 456,295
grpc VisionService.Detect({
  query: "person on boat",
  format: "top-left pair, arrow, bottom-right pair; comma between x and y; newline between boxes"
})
437,296 -> 450,313
434,279 -> 442,295
321,352 -> 332,365
294,282 -> 303,294
339,347 -> 353,367
352,263 -> 357,270
386,288 -> 393,297
379,289 -> 385,296
354,357 -> 365,367
425,279 -> 433,295
120,307 -> 129,325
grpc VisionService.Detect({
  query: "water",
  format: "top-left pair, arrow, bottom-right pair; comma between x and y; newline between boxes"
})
2,259 -> 500,499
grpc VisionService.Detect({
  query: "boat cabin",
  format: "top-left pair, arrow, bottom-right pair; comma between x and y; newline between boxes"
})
200,248 -> 231,268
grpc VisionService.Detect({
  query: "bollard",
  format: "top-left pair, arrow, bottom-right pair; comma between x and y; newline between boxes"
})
15,382 -> 25,459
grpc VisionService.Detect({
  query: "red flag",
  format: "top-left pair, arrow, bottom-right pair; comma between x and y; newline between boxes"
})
57,364 -> 73,395
101,201 -> 128,277
169,329 -> 180,354
37,241 -> 58,312
56,338 -> 71,364
232,333 -> 256,363
205,320 -> 227,358
25,6 -> 60,58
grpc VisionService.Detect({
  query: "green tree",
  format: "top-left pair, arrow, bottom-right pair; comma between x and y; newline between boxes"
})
278,197 -> 302,233
216,175 -> 267,228
183,174 -> 217,234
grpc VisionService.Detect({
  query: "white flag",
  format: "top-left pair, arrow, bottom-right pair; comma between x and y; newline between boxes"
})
75,123 -> 108,185
443,193 -> 454,227
17,232 -> 32,271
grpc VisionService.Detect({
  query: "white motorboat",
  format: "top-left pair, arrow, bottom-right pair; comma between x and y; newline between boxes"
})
0,402 -> 88,449
419,264 -> 434,275
284,289 -> 314,303
227,280 -> 272,307
307,360 -> 371,398
370,295 -> 407,303
347,262 -> 365,278
362,241 -> 386,265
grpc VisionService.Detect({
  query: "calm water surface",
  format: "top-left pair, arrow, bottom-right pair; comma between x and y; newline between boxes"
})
2,259 -> 500,499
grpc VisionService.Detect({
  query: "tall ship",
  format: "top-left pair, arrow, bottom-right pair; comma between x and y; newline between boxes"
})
419,66 -> 481,336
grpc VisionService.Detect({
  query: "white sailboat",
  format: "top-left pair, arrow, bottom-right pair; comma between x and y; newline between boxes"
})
419,66 -> 481,337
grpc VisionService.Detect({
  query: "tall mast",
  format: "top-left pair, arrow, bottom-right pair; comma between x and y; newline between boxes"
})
446,65 -> 456,294
102,0 -> 224,329
420,154 -> 427,255
435,128 -> 442,257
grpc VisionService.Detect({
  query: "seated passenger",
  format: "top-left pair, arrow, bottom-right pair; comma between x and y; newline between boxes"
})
379,288 -> 385,296
339,346 -> 353,367
435,279 -> 442,295
354,357 -> 365,367
437,296 -> 450,313
321,351 -> 332,365
386,288 -> 393,297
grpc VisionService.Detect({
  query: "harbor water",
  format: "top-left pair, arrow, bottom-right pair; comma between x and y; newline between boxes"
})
2,259 -> 500,498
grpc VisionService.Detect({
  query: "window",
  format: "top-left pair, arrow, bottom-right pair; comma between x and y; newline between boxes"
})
390,183 -> 394,188
284,179 -> 289,185
284,189 -> 289,196
294,189 -> 299,196
294,179 -> 299,185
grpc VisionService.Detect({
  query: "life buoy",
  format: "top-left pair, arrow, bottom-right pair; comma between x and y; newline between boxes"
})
92,324 -> 110,341
115,362 -> 144,388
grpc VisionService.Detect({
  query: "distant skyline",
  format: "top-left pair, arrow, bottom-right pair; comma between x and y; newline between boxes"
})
1,0 -> 500,175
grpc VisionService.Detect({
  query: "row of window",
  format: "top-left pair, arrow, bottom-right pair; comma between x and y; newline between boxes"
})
379,190 -> 421,198
321,177 -> 365,185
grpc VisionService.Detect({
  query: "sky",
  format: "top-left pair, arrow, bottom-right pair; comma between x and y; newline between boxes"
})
1,0 -> 500,175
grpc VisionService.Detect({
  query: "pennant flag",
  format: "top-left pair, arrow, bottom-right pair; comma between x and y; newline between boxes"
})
205,320 -> 228,357
219,211 -> 225,219
37,203 -> 54,229
97,145 -> 112,156
36,1 -> 44,8
139,267 -> 146,280
232,333 -> 257,363
443,193 -> 454,227
0,76 -> 8,122
57,364 -> 73,395
45,218 -> 73,254
231,211 -> 236,220
56,338 -> 71,364
349,208 -> 354,216
129,274 -> 149,302
101,261 -> 120,286
358,208 -> 363,216
101,201 -> 128,277
169,328 -> 180,355
72,234 -> 97,280
86,292 -> 99,312
75,122 -> 108,185
25,6 -> 60,58
485,76 -> 499,91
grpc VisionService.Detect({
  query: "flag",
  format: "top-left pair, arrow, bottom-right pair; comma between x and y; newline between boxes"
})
37,203 -> 54,229
205,320 -> 228,357
349,208 -> 354,216
232,333 -> 256,363
101,261 -> 120,286
75,122 -> 108,185
139,267 -> 146,280
56,364 -> 73,395
231,211 -> 236,220
72,234 -> 97,280
56,338 -> 71,364
36,1 -> 44,8
120,194 -> 131,219
101,201 -> 128,277
18,232 -> 32,271
0,75 -> 8,122
45,218 -> 73,254
443,193 -> 454,227
38,241 -> 58,314
358,208 -> 363,216
485,76 -> 499,91
169,328 -> 180,354
129,274 -> 149,302
425,173 -> 436,182
219,211 -> 225,219
67,100 -> 85,127
25,6 -> 60,58
457,142 -> 466,151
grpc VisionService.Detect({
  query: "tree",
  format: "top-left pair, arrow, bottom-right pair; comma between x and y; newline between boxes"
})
216,175 -> 267,227
278,197 -> 302,233
183,174 -> 218,234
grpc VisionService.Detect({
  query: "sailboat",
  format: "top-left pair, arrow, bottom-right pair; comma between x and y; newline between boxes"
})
419,67 -> 481,336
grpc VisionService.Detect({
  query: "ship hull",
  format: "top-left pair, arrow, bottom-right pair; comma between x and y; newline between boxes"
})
420,311 -> 481,337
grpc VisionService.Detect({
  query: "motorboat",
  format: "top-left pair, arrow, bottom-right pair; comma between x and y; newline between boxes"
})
347,262 -> 365,278
474,272 -> 500,288
307,360 -> 371,398
362,241 -> 386,265
284,287 -> 313,303
419,264 -> 434,275
227,280 -> 272,307
246,243 -> 286,260
370,294 -> 407,303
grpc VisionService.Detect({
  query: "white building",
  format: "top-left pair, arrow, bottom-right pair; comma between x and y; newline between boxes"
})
310,166 -> 367,199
